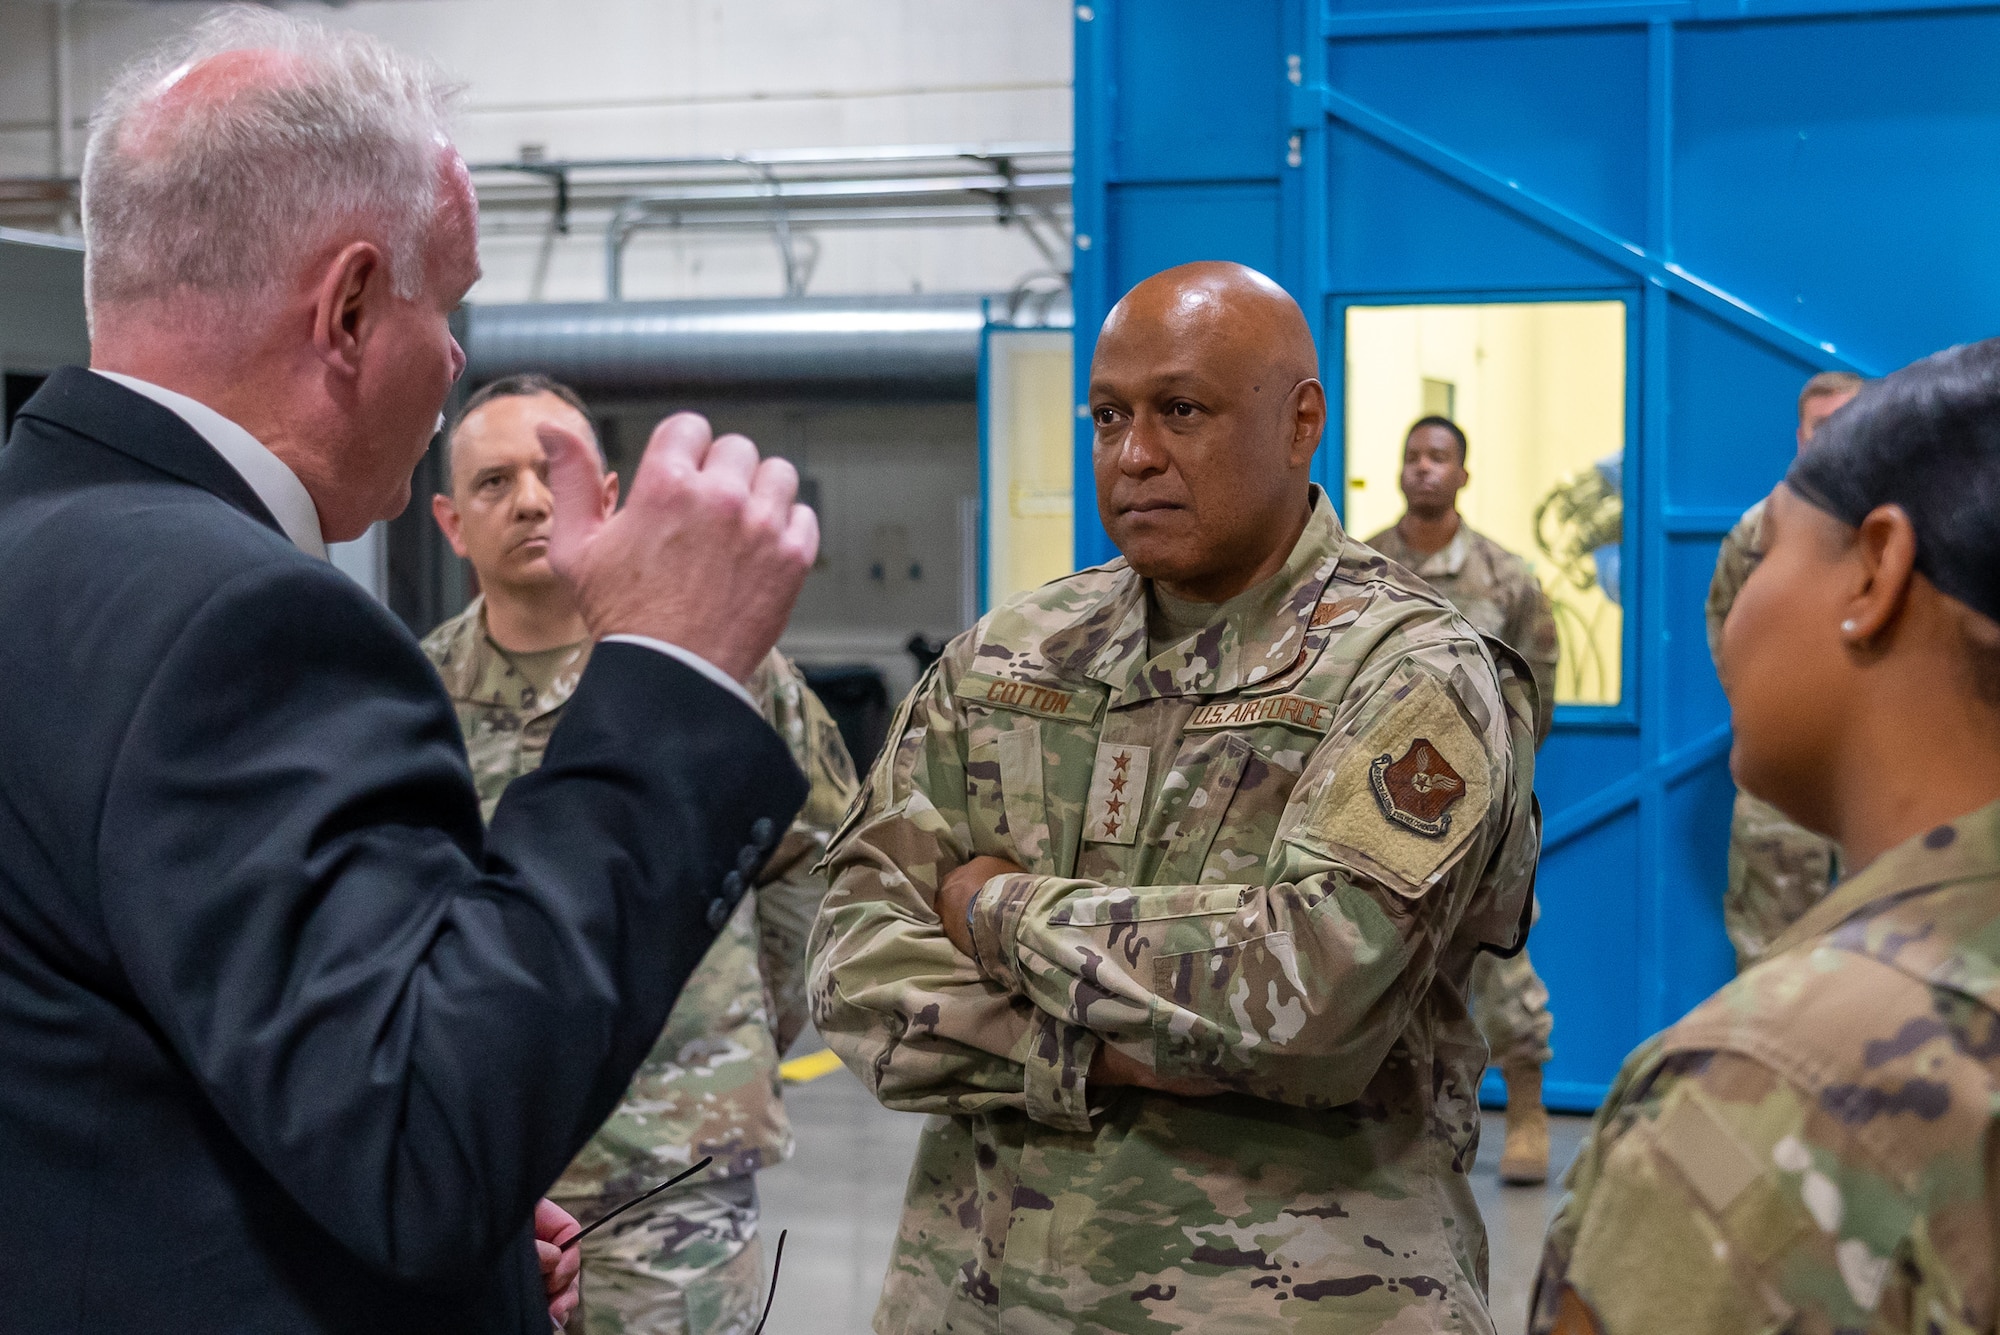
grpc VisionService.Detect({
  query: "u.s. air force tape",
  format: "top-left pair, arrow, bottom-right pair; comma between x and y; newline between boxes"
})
954,671 -> 1105,724
1184,693 -> 1335,735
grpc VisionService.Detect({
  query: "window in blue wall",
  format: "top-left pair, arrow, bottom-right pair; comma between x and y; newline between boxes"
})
984,327 -> 1074,613
1345,301 -> 1627,705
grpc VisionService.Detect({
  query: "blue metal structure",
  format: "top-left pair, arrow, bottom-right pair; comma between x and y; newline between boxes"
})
1072,0 -> 2000,1107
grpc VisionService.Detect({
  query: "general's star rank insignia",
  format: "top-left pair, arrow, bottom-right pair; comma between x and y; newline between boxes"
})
1084,741 -> 1150,845
1369,738 -> 1466,838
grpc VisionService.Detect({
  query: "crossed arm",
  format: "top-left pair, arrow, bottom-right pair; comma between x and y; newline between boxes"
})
809,650 -> 1519,1127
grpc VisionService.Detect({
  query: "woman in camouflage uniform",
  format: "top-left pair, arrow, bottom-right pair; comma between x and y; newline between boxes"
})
1535,340 -> 2000,1334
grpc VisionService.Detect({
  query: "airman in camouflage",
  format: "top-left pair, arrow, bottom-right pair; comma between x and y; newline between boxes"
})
1368,413 -> 1561,1185
810,263 -> 1541,1333
1532,342 -> 2000,1335
1532,803 -> 2000,1335
1704,372 -> 1861,970
423,376 -> 857,1335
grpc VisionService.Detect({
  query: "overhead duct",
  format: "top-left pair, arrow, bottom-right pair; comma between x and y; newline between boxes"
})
464,293 -> 1066,402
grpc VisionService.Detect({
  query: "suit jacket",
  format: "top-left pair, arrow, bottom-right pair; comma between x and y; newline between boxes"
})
0,367 -> 808,1333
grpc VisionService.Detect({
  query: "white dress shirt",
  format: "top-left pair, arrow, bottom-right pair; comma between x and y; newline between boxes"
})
95,369 -> 328,559
89,369 -> 755,710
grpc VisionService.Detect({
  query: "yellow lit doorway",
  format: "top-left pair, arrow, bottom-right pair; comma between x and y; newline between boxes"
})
982,327 -> 1074,612
1343,301 -> 1627,706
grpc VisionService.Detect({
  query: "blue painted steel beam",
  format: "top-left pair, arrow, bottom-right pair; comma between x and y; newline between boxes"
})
1321,0 -> 2000,37
1286,0 -> 1337,497
1636,278 -> 1674,1033
1298,82 -> 1882,375
1070,0 -> 1116,570
1324,1 -> 1690,37
1663,506 -> 1749,536
1543,725 -> 1732,852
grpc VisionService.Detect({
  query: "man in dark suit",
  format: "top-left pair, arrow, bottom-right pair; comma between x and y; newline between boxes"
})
0,11 -> 817,1333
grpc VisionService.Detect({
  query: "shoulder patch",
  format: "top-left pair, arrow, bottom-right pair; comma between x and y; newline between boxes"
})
1297,670 -> 1492,893
1652,1084 -> 1765,1216
1370,739 -> 1467,837
954,671 -> 1104,725
1186,692 -> 1335,736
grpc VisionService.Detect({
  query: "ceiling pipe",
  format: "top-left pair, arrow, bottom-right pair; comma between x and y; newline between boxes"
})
51,0 -> 76,234
464,293 -> 1070,402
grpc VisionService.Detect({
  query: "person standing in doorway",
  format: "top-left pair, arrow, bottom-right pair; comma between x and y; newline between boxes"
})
1704,370 -> 1863,970
1367,415 -> 1562,1185
426,375 -> 857,1335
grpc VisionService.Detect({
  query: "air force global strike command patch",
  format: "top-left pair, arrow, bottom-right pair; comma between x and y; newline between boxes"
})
1292,666 -> 1492,894
1371,739 -> 1465,837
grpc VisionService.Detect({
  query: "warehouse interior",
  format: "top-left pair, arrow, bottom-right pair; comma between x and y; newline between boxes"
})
4,1 -> 1997,1332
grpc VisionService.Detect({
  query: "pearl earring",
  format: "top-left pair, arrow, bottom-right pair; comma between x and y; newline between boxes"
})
1842,619 -> 1859,634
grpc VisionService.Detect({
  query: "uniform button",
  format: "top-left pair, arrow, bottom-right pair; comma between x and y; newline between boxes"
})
737,844 -> 761,875
706,897 -> 731,930
751,817 -> 776,850
722,869 -> 745,900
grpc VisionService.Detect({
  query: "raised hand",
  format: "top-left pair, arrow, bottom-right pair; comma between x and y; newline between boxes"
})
541,412 -> 818,683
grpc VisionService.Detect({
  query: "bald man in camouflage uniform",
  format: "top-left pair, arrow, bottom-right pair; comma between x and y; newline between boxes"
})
423,377 -> 856,1335
1368,414 -> 1561,1185
810,263 -> 1540,1334
1704,370 -> 1861,970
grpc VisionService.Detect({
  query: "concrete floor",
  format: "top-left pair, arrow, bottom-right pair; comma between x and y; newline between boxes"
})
756,1057 -> 1591,1335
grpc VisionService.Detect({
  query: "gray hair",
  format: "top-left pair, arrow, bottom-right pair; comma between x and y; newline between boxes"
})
82,5 -> 461,311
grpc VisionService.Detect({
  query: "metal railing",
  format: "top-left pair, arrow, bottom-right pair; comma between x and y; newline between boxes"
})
0,141 -> 1076,300
467,142 -> 1072,300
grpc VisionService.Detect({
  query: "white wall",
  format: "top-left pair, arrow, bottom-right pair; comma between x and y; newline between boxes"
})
0,0 -> 1074,301
329,522 -> 390,604
597,396 -> 979,699
2,1 -> 1064,682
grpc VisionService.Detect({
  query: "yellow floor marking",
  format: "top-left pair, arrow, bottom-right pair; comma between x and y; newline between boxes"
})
779,1048 -> 847,1083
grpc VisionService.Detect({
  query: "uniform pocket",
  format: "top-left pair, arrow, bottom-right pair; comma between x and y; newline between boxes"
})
1153,733 -> 1252,882
965,737 -> 1008,855
996,723 -> 1051,871
965,721 -> 1054,872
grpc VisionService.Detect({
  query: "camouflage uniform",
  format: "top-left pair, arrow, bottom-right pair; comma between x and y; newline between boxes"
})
1368,522 -> 1557,1075
1706,500 -> 1841,970
811,491 -> 1541,1333
1531,799 -> 2000,1335
421,598 -> 857,1335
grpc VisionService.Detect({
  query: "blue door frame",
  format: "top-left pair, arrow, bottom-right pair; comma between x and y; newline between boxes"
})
1072,0 -> 2000,1108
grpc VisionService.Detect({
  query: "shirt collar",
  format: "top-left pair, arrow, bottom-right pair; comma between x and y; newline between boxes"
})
1365,517 -> 1471,579
1042,486 -> 1346,703
427,596 -> 494,703
92,370 -> 327,559
430,595 -> 589,721
1408,522 -> 1470,579
1769,796 -> 2000,957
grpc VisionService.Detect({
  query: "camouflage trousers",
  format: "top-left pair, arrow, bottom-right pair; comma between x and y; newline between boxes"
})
1724,789 -> 1839,972
558,1176 -> 764,1335
1470,898 -> 1554,1070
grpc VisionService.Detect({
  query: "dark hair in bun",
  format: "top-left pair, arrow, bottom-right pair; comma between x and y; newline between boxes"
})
1786,339 -> 2000,630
